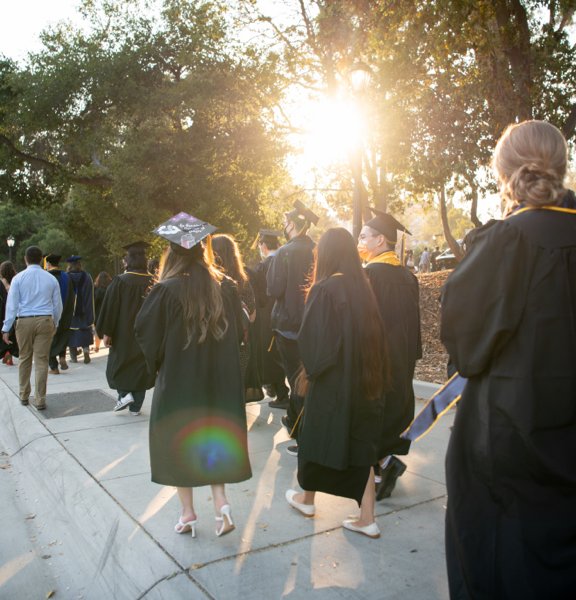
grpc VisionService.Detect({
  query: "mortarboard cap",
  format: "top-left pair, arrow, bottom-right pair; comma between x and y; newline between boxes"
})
365,208 -> 411,243
251,228 -> 283,250
122,241 -> 150,252
66,255 -> 82,263
153,212 -> 216,254
44,253 -> 62,265
285,199 -> 320,227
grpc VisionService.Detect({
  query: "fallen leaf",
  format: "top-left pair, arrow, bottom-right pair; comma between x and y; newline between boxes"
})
41,555 -> 51,559
46,591 -> 56,598
25,514 -> 36,520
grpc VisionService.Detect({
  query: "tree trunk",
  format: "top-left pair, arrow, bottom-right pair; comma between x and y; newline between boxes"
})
440,185 -> 465,261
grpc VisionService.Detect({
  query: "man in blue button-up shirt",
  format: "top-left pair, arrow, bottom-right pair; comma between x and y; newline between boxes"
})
2,246 -> 62,410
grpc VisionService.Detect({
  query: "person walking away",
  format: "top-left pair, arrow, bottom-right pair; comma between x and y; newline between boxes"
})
135,213 -> 251,538
358,210 -> 422,499
284,228 -> 388,538
267,201 -> 318,455
418,247 -> 431,273
96,243 -> 155,415
212,234 -> 256,388
252,229 -> 289,408
93,271 -> 112,352
0,261 -> 18,365
45,254 -> 74,374
1,246 -> 62,410
66,256 -> 95,364
441,120 -> 576,600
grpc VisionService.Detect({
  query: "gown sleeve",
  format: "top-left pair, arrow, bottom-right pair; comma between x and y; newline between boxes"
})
95,278 -> 120,339
266,249 -> 287,299
440,219 -> 535,377
134,283 -> 171,375
298,284 -> 342,379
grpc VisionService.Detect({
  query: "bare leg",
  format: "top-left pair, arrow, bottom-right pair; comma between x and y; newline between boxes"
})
353,467 -> 376,527
293,490 -> 316,505
211,484 -> 235,536
176,487 -> 197,522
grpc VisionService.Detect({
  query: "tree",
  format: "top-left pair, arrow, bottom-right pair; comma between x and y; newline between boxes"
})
0,0 -> 289,259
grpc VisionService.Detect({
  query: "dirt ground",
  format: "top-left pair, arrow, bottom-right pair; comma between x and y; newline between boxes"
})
413,269 -> 451,384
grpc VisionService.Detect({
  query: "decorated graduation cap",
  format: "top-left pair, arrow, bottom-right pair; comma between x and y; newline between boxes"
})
44,253 -> 62,265
66,255 -> 82,263
122,241 -> 150,252
250,228 -> 283,250
365,208 -> 411,243
153,212 -> 216,254
285,199 -> 320,228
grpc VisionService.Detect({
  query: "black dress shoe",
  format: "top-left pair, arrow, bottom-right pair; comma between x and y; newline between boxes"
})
269,397 -> 289,409
376,456 -> 407,500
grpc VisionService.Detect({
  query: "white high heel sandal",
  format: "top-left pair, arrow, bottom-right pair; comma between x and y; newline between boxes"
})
215,505 -> 235,537
174,517 -> 198,537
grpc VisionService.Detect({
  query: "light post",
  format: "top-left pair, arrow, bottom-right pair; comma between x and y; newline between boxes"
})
350,63 -> 371,240
6,236 -> 14,262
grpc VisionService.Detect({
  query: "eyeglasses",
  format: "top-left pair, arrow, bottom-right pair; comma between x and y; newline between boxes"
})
358,233 -> 378,241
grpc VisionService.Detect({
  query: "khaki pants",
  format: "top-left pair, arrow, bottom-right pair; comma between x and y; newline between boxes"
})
15,316 -> 56,407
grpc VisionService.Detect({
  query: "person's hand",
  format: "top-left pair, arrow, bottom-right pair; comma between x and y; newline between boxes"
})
2,332 -> 11,345
103,334 -> 112,347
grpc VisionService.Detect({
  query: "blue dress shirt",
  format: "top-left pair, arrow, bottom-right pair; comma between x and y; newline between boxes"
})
2,265 -> 63,332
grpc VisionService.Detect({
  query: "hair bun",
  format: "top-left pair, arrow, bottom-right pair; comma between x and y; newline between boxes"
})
506,162 -> 564,207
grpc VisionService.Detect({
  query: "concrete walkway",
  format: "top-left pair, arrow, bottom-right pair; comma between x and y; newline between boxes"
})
0,350 -> 451,600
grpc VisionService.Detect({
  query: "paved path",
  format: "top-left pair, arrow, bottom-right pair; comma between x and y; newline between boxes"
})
0,350 -> 451,600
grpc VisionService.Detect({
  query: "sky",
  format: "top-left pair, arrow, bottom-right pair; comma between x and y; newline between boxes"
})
0,0 -> 83,61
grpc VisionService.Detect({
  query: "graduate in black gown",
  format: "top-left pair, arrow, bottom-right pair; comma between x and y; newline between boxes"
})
135,213 -> 251,539
0,261 -> 18,364
96,242 -> 155,415
285,228 -> 388,539
441,120 -> 576,599
45,254 -> 74,374
66,256 -> 95,364
357,210 -> 421,499
251,229 -> 289,407
266,201 -> 317,452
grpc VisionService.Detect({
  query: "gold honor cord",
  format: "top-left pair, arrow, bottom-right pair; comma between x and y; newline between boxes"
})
511,205 -> 576,217
401,373 -> 467,442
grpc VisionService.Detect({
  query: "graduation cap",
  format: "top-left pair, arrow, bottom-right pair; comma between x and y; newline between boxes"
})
44,253 -> 62,265
365,208 -> 411,243
250,228 -> 283,250
122,241 -> 150,252
285,200 -> 320,227
153,212 -> 216,254
66,255 -> 82,263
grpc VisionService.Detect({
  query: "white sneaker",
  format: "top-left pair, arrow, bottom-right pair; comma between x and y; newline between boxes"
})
113,393 -> 134,412
129,410 -> 141,416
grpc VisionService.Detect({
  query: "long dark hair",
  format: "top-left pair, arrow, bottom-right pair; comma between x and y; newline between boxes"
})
212,234 -> 248,291
309,227 -> 389,399
159,240 -> 227,346
0,261 -> 17,285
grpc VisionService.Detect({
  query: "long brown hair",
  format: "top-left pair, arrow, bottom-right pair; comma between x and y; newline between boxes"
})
212,234 -> 248,291
159,240 -> 227,346
309,227 -> 389,399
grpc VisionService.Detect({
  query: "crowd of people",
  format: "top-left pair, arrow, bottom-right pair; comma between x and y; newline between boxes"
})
1,119 -> 575,598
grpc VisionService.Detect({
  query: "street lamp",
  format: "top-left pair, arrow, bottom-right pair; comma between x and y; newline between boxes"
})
6,236 -> 14,262
350,63 -> 371,240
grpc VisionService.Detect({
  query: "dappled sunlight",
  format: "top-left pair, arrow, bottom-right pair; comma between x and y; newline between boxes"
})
130,487 -> 177,541
94,444 -> 141,480
0,551 -> 34,587
234,428 -> 286,573
310,534 -> 364,591
245,403 -> 262,432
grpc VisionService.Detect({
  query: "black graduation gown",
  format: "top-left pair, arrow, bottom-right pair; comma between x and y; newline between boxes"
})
252,255 -> 285,384
96,271 -> 156,392
134,276 -> 252,487
243,267 -> 263,396
365,262 -> 421,457
68,270 -> 95,347
49,270 -> 74,358
440,209 -> 576,600
297,275 -> 386,504
267,235 -> 315,334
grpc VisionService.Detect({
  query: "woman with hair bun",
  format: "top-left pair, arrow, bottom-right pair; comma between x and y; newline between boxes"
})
441,120 -> 576,598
